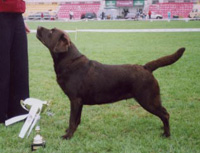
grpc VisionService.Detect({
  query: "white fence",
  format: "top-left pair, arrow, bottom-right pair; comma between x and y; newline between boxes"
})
30,28 -> 200,33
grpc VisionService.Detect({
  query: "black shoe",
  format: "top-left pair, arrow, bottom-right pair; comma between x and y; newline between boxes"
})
0,120 -> 5,124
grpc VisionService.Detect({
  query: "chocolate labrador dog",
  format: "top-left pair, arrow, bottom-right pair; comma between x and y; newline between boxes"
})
36,26 -> 185,139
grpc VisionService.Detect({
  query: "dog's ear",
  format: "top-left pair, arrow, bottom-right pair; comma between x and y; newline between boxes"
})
53,34 -> 71,53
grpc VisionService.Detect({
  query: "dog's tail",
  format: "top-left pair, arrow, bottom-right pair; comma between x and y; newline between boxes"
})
144,48 -> 185,72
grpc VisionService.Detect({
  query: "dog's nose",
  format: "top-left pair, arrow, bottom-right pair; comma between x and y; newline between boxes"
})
36,26 -> 43,38
37,26 -> 44,32
37,26 -> 41,31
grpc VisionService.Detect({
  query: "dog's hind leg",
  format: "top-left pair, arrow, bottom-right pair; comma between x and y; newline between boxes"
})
158,106 -> 170,137
136,94 -> 170,137
62,98 -> 83,140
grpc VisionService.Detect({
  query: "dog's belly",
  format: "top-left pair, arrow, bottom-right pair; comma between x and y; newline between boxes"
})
80,82 -> 135,105
82,92 -> 133,105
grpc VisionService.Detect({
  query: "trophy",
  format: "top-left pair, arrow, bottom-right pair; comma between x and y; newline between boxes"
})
31,126 -> 46,151
5,98 -> 49,138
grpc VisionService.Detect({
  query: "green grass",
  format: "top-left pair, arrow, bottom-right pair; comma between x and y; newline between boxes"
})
0,21 -> 200,153
27,20 -> 200,30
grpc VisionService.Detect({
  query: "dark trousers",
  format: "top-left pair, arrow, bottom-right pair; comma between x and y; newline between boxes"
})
70,15 -> 72,20
0,13 -> 29,123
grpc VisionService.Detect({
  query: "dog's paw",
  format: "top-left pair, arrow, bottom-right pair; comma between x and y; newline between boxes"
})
61,133 -> 73,140
161,132 -> 170,138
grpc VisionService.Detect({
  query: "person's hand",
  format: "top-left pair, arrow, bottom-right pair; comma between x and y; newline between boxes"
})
24,22 -> 30,34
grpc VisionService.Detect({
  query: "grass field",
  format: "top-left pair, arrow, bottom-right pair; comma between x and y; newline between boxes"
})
0,20 -> 200,153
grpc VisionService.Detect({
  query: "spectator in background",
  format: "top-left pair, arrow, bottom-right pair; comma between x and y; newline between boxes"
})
168,11 -> 171,19
136,10 -> 140,19
0,0 -> 30,124
69,10 -> 74,20
122,8 -> 129,18
142,12 -> 146,19
148,10 -> 152,19
101,11 -> 105,20
41,12 -> 44,20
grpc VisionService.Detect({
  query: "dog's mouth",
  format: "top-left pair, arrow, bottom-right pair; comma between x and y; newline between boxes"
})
36,34 -> 46,45
36,27 -> 46,45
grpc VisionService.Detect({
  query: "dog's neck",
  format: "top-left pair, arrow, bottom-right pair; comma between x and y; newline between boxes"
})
51,42 -> 82,65
52,42 -> 87,74
67,42 -> 83,61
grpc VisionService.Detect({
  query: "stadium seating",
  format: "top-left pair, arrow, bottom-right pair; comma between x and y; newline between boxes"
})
24,3 -> 59,17
58,3 -> 100,19
149,3 -> 193,18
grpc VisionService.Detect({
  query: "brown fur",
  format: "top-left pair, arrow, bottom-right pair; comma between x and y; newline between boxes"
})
36,26 -> 185,139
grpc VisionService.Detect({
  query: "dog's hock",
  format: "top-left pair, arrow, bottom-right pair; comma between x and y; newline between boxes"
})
53,34 -> 70,53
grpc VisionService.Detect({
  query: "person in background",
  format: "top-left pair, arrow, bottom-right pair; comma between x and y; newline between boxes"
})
41,12 -> 44,20
0,0 -> 30,124
101,11 -> 105,20
168,11 -> 171,19
69,10 -> 74,20
136,10 -> 140,19
148,10 -> 152,19
123,8 -> 129,18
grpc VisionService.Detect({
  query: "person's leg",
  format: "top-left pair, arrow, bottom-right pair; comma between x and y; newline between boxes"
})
0,13 -> 14,123
7,14 -> 29,118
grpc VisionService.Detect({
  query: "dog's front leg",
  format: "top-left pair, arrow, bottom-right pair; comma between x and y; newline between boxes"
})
62,98 -> 83,140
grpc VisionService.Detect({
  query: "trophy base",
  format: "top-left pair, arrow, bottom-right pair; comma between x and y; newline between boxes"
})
31,141 -> 46,151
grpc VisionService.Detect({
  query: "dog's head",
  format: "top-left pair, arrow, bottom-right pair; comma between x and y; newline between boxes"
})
36,26 -> 71,53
